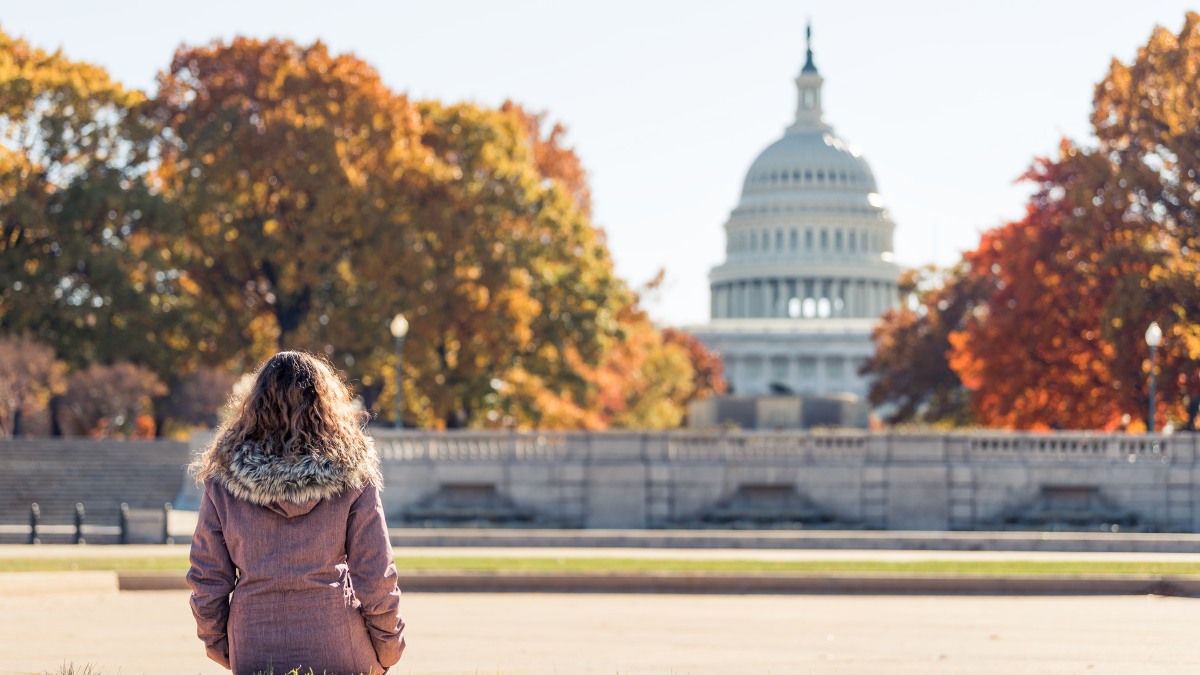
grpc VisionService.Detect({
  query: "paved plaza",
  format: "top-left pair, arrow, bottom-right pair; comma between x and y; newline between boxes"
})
2,572 -> 1199,674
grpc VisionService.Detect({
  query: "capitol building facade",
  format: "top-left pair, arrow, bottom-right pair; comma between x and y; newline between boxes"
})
689,29 -> 900,412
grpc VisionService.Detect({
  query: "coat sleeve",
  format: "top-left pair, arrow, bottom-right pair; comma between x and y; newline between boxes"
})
187,482 -> 236,669
347,483 -> 406,668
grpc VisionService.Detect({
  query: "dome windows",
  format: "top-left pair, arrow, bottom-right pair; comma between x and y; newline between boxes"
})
748,168 -> 873,192
802,297 -> 817,318
788,297 -> 802,318
730,223 -> 884,259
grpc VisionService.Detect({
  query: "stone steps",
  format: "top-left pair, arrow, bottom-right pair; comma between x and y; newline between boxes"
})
0,439 -> 188,525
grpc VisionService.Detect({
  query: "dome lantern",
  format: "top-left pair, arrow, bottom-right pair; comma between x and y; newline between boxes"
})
790,22 -> 829,134
801,22 -> 818,74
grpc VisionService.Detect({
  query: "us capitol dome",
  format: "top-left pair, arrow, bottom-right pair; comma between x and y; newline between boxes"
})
688,26 -> 900,424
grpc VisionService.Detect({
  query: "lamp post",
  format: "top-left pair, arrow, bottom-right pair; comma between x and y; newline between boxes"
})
1145,321 -> 1162,434
389,314 -> 409,430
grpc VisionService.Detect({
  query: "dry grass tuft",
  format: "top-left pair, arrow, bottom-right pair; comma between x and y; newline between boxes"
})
46,664 -> 102,675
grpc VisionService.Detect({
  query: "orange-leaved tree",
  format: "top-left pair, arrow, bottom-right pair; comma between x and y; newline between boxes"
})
368,102 -> 705,429
378,102 -> 641,429
1088,12 -> 1200,427
946,13 -> 1200,429
947,148 -> 1136,429
861,265 -> 978,426
661,327 -> 728,403
876,13 -> 1200,430
137,37 -> 424,370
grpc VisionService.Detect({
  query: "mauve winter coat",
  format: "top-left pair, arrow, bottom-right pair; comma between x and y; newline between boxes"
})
188,443 -> 405,674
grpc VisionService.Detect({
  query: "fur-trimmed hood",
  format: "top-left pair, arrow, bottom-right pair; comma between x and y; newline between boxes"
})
209,440 -> 382,516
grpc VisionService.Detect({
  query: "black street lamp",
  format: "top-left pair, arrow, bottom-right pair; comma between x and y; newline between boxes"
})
389,313 -> 409,430
1145,321 -> 1162,434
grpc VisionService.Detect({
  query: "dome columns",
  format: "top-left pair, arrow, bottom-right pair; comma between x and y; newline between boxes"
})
710,277 -> 897,319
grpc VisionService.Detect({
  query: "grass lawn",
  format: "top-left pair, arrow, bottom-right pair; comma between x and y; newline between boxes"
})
4,556 -> 1200,577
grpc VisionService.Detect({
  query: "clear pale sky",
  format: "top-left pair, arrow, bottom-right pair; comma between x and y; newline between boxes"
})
7,1 -> 1197,326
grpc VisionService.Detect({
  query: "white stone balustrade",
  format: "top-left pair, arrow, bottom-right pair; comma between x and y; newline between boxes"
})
350,430 -> 1199,531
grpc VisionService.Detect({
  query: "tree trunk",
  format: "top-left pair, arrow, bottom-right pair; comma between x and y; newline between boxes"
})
445,408 -> 467,429
360,382 -> 382,422
49,395 -> 63,437
276,306 -> 301,350
274,288 -> 312,350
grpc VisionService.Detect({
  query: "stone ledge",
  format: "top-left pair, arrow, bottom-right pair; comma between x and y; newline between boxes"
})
114,570 -> 1200,596
384,528 -> 1200,552
0,571 -> 118,595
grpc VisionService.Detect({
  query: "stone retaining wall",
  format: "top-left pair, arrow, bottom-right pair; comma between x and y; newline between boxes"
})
185,430 -> 1198,531
7,432 -> 1195,533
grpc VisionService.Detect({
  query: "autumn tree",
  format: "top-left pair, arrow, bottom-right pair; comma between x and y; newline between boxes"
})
947,149 -> 1137,429
944,14 -> 1200,429
502,102 -> 592,216
661,327 -> 728,402
0,334 -> 67,437
357,102 -> 633,428
1087,12 -> 1200,427
861,265 -> 977,426
1,32 -> 705,431
345,101 -> 707,430
868,14 -> 1200,430
561,293 -> 690,429
565,276 -> 724,429
0,28 -> 202,378
137,37 -> 424,369
59,362 -> 167,438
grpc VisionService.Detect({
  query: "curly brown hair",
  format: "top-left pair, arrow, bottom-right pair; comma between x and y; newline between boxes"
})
190,350 -> 376,485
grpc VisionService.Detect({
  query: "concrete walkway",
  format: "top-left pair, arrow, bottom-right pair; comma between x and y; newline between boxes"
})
2,574 -> 1198,674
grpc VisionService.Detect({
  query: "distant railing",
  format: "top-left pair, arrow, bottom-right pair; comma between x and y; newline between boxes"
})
374,432 -> 572,462
665,432 -> 870,461
964,433 -> 1173,461
0,502 -> 176,544
366,430 -> 1189,464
